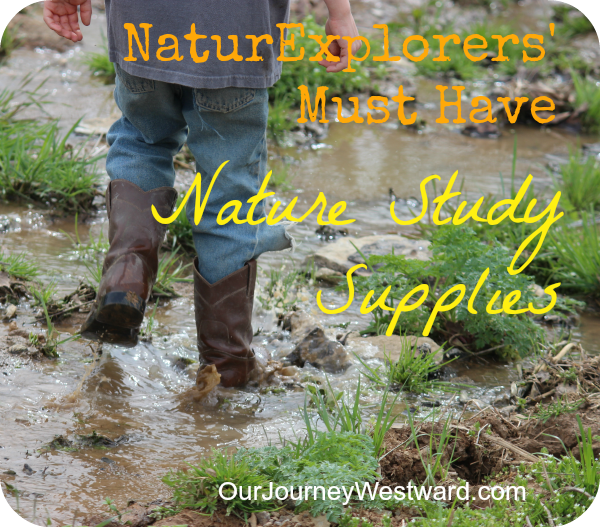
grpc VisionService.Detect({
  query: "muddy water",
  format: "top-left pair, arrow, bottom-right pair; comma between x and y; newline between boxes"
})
1,2 -> 600,526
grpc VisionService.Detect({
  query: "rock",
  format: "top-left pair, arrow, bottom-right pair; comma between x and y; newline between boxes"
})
459,391 -> 471,405
310,235 -> 430,275
22,464 -> 34,475
120,502 -> 151,527
256,511 -> 271,525
8,344 -> 28,354
278,366 -> 298,377
80,515 -> 120,527
531,284 -> 546,297
82,502 -> 150,527
500,405 -> 517,417
291,512 -> 330,527
284,327 -> 351,373
281,310 -> 319,337
4,304 -> 17,320
315,225 -> 348,241
461,122 -> 501,139
556,382 -> 578,395
346,334 -> 444,365
314,267 -> 344,285
451,376 -> 475,385
493,394 -> 511,407
100,457 -> 115,464
3,470 -> 16,475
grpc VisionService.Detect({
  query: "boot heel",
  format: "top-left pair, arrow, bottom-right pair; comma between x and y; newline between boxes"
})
95,291 -> 146,329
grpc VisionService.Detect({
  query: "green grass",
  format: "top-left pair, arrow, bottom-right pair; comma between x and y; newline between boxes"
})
354,341 -> 457,394
572,71 -> 600,133
0,249 -> 39,281
416,417 -> 599,527
81,34 -> 115,84
62,213 -> 110,260
268,162 -> 294,191
0,24 -> 20,62
407,410 -> 458,486
534,397 -> 585,424
0,83 -> 103,213
257,263 -> 312,312
162,450 -> 279,520
348,225 -> 545,357
553,5 -> 595,38
553,150 -> 600,212
302,377 -> 399,457
29,283 -> 79,358
549,211 -> 600,297
152,250 -> 192,297
165,197 -> 195,253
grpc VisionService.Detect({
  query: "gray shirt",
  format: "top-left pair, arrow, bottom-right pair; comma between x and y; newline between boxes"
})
105,0 -> 290,89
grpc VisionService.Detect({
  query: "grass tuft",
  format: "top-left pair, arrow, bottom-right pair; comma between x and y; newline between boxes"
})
0,82 -> 103,213
553,150 -> 600,212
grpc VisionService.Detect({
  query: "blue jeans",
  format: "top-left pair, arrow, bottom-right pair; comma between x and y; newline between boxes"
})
106,64 -> 292,283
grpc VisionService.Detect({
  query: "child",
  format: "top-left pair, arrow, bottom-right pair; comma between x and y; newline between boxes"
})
43,0 -> 360,387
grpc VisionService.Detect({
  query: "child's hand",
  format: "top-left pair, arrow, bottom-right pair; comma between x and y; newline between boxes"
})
318,9 -> 361,72
43,0 -> 92,43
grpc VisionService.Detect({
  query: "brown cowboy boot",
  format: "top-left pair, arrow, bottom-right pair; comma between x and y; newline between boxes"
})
81,180 -> 177,347
193,257 -> 257,387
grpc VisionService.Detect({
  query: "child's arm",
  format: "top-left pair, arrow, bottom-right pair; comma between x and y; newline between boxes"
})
43,0 -> 92,43
319,0 -> 361,72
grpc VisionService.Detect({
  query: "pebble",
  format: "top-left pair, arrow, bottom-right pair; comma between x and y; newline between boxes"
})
8,344 -> 28,354
256,512 -> 271,525
22,463 -> 34,475
4,304 -> 17,319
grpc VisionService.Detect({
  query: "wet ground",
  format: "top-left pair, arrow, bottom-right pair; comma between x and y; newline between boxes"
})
1,1 -> 600,525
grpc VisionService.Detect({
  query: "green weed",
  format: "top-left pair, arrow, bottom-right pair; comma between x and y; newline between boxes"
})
30,283 -> 79,357
549,211 -> 600,297
416,423 -> 599,526
62,213 -> 109,260
162,450 -> 279,519
0,23 -> 20,62
553,150 -> 600,212
0,249 -> 39,281
534,397 -> 585,424
415,137 -> 559,288
152,250 -> 193,297
302,377 -> 399,457
407,410 -> 458,486
258,264 -> 311,312
0,84 -> 103,213
572,71 -> 600,133
83,259 -> 103,292
348,225 -> 544,356
165,197 -> 195,253
354,341 -> 456,394
81,39 -> 115,84
268,161 -> 294,191
553,5 -> 595,38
